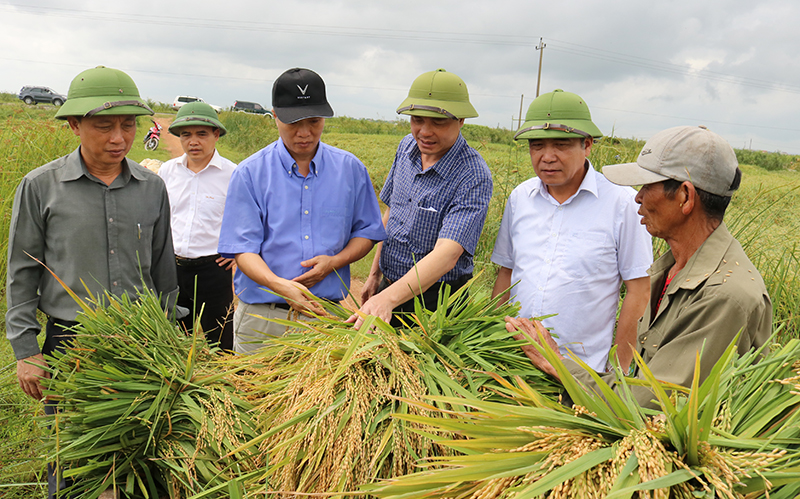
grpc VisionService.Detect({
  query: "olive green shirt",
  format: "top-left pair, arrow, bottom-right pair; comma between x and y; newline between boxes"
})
564,223 -> 772,409
6,147 -> 179,360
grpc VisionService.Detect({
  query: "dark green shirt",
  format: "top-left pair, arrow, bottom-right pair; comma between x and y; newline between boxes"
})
6,147 -> 178,360
564,223 -> 772,408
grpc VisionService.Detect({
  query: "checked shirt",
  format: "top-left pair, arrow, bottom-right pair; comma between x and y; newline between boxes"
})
379,133 -> 492,283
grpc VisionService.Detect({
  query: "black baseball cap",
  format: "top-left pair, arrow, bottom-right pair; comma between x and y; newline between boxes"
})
272,68 -> 334,124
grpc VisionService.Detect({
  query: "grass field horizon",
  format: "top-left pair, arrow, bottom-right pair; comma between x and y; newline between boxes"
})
1,97 -> 800,495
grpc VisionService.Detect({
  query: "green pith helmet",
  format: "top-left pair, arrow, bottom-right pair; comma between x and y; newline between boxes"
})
169,102 -> 227,137
514,89 -> 603,140
55,66 -> 153,119
396,68 -> 478,119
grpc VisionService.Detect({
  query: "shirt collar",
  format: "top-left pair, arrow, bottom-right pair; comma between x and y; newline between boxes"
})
404,133 -> 467,179
649,222 -> 735,291
61,146 -> 136,184
277,138 -> 321,177
527,159 -> 598,204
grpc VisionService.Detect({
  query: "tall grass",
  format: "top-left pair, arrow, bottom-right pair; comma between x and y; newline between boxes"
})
735,148 -> 800,171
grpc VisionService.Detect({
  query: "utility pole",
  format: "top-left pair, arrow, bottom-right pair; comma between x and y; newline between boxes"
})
535,37 -> 546,97
518,94 -> 524,129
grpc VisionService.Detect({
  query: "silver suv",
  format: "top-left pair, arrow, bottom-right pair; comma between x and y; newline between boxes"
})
172,95 -> 222,113
18,86 -> 67,106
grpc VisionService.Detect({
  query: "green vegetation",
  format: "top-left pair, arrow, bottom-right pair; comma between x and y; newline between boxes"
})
1,98 -> 800,495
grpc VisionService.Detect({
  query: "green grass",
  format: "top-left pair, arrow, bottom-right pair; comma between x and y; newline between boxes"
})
1,102 -> 800,492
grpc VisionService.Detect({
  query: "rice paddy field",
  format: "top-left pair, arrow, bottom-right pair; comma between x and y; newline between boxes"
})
1,95 -> 800,496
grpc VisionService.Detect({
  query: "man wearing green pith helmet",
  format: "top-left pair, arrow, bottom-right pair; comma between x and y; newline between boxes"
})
5,66 -> 179,498
491,89 -> 652,372
349,69 -> 493,328
159,102 -> 237,350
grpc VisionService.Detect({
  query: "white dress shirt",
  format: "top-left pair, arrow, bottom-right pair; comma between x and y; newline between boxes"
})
158,150 -> 237,258
491,165 -> 652,371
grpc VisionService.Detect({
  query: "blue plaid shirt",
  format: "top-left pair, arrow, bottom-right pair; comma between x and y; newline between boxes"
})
379,133 -> 492,282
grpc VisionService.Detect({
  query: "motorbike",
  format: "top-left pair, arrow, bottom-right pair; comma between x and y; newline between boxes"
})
143,120 -> 163,151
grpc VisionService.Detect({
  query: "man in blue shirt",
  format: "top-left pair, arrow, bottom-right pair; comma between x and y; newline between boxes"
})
350,69 -> 493,328
218,68 -> 386,352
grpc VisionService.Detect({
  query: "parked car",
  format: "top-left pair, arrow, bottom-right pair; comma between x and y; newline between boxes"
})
18,86 -> 67,106
233,100 -> 272,117
172,95 -> 222,113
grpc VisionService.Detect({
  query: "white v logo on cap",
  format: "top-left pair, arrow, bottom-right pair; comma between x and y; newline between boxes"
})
297,84 -> 309,95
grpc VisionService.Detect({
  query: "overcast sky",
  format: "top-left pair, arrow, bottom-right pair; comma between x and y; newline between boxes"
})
2,1 -> 799,153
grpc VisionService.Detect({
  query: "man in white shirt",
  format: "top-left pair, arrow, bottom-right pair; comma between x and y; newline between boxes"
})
491,89 -> 652,372
158,102 -> 236,349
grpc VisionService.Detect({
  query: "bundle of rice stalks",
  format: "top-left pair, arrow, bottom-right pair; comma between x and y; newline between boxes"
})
223,283 -> 562,497
43,286 -> 260,499
369,336 -> 800,498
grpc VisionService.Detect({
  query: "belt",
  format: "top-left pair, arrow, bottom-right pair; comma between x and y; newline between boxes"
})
175,254 -> 220,267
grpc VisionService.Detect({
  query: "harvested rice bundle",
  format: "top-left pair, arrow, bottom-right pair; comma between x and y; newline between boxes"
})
225,283 -> 562,497
370,337 -> 800,498
43,288 -> 260,499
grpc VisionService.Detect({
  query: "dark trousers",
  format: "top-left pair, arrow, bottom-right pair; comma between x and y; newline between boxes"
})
176,257 -> 234,350
43,318 -> 78,499
380,273 -> 472,328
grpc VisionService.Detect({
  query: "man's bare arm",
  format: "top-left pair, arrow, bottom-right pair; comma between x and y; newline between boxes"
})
348,238 -> 463,327
614,276 -> 650,369
492,266 -> 513,305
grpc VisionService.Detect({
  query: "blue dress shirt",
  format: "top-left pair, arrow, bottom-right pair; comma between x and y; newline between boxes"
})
218,139 -> 386,304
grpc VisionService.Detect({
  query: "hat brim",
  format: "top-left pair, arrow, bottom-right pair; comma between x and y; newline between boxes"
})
273,103 -> 333,124
396,97 -> 478,119
55,96 -> 153,119
514,118 -> 603,140
602,161 -> 671,187
169,117 -> 227,137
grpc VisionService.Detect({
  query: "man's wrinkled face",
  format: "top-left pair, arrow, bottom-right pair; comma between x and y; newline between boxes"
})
529,137 -> 592,198
68,115 -> 137,170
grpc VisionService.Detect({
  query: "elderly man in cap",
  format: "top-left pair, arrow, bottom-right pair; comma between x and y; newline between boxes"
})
6,65 -> 179,498
351,69 -> 493,328
491,89 -> 652,372
158,102 -> 237,350
218,67 -> 386,353
508,125 -> 772,408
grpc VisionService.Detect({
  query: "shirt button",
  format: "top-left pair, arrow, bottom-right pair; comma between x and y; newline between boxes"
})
304,235 -> 309,240
545,259 -> 551,264
538,286 -> 544,291
304,210 -> 309,215
108,217 -> 113,222
304,185 -> 309,190
110,249 -> 115,254
112,281 -> 118,286
550,232 -> 556,237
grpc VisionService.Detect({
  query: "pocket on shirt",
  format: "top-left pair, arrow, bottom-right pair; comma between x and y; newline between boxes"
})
197,196 -> 226,229
318,205 -> 349,249
561,230 -> 614,279
409,206 -> 441,256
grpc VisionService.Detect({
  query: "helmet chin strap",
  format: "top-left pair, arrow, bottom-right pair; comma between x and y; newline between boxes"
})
513,123 -> 593,140
396,104 -> 458,120
84,100 -> 154,117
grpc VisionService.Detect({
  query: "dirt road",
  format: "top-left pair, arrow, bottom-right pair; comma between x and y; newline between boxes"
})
154,115 -> 182,158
